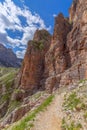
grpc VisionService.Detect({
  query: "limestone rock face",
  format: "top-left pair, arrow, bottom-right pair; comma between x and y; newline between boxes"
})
44,0 -> 87,91
19,29 -> 51,93
61,0 -> 87,86
68,0 -> 87,61
44,14 -> 71,77
19,0 -> 87,93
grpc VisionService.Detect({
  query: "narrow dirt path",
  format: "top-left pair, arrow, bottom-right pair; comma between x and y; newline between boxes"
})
31,93 -> 64,130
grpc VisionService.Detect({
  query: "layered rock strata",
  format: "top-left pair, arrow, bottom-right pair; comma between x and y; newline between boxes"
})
19,30 -> 51,93
19,0 -> 87,93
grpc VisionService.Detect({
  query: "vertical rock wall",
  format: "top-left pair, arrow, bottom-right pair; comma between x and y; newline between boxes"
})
19,30 -> 51,94
19,0 -> 87,93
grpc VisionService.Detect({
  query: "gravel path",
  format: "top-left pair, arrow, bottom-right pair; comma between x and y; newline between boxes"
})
31,93 -> 64,130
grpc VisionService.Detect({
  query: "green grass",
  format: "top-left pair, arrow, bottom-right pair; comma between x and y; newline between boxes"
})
63,92 -> 81,111
32,40 -> 44,50
62,79 -> 87,130
5,95 -> 54,130
79,79 -> 86,84
0,70 -> 18,89
0,67 -> 19,114
0,68 -> 18,103
7,101 -> 21,115
62,118 -> 82,130
0,68 -> 18,104
2,93 -> 10,101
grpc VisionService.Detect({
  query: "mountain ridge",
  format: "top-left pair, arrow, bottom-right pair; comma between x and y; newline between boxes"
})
0,44 -> 22,68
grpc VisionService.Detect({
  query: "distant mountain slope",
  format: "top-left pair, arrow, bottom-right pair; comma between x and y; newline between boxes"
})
0,44 -> 22,67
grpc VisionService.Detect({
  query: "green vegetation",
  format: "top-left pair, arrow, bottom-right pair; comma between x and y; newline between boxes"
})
63,92 -> 81,111
32,40 -> 44,50
1,92 -> 10,101
0,67 -> 18,90
5,95 -> 54,130
14,89 -> 25,94
62,79 -> 87,130
0,67 -> 19,113
79,79 -> 87,85
7,100 -> 21,115
62,118 -> 82,130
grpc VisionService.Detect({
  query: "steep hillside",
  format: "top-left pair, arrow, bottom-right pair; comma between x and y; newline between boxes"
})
3,79 -> 87,130
0,67 -> 19,120
0,44 -> 22,68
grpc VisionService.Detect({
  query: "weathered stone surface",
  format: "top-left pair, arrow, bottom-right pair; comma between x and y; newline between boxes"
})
0,92 -> 50,128
19,29 -> 51,93
44,13 -> 71,92
19,0 -> 87,93
44,15 -> 70,78
64,0 -> 87,85
44,0 -> 87,91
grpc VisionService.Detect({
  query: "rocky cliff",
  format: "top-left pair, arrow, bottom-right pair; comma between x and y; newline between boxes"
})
0,44 -> 22,67
19,30 -> 51,94
59,0 -> 87,88
19,0 -> 87,93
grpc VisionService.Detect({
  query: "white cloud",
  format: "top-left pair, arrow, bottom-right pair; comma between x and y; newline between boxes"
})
16,50 -> 26,59
0,0 -> 50,58
53,14 -> 57,17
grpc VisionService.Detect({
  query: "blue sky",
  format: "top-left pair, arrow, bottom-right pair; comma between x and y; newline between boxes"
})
0,0 -> 73,58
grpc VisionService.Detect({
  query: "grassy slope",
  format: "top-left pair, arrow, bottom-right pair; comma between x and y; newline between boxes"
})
0,67 -> 87,130
62,80 -> 87,130
0,67 -> 19,120
4,95 -> 54,130
5,79 -> 87,130
0,67 -> 18,102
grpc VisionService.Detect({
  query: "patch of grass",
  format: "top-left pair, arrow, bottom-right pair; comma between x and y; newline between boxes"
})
62,118 -> 82,130
5,95 -> 54,130
14,89 -> 25,94
2,93 -> 10,101
0,68 -> 18,92
0,72 -> 16,89
0,68 -> 19,105
32,40 -> 44,50
63,92 -> 81,111
79,79 -> 87,84
7,100 -> 21,114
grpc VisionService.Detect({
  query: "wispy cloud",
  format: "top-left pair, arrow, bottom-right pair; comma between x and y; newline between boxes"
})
0,0 -> 49,58
16,50 -> 26,59
53,14 -> 57,17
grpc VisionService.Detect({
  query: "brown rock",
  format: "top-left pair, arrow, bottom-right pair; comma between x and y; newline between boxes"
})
19,29 -> 51,93
44,13 -> 71,91
19,0 -> 87,92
